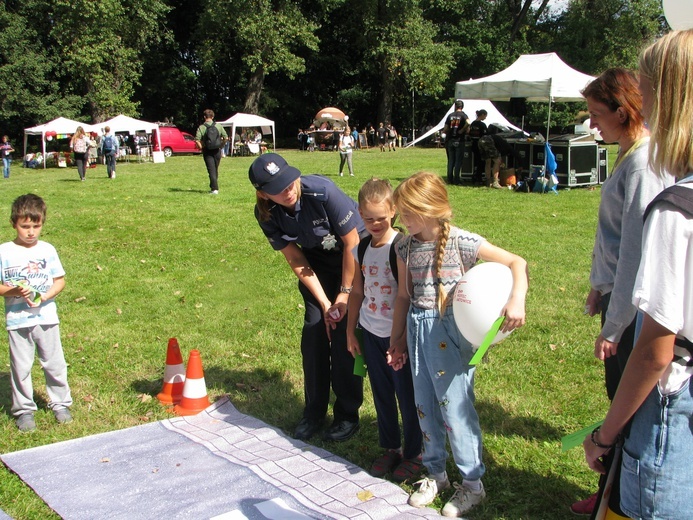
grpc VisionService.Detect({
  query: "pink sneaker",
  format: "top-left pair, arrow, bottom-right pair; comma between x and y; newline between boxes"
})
570,492 -> 598,515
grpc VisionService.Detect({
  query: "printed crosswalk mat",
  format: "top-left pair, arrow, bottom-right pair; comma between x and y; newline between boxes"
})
1,397 -> 439,519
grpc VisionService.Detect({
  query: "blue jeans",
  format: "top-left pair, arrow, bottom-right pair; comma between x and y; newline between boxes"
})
620,379 -> 693,519
446,139 -> 465,184
362,328 -> 422,459
104,152 -> 116,177
3,157 -> 10,178
407,305 -> 485,480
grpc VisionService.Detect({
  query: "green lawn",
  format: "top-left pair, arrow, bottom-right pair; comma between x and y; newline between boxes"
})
0,146 -> 614,519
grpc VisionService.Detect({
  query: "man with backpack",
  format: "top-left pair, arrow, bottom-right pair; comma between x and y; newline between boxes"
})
195,109 -> 228,195
100,126 -> 119,179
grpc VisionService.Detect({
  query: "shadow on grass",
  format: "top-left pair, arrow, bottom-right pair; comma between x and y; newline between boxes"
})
477,398 -> 564,441
167,187 -> 211,194
130,365 -> 305,434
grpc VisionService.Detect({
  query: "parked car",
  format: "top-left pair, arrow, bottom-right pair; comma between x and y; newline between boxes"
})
152,126 -> 200,157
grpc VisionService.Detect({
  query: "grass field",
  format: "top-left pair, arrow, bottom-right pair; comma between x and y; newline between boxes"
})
0,146 -> 615,519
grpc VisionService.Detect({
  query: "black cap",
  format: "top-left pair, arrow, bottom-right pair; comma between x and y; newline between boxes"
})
248,153 -> 301,195
455,99 -> 464,108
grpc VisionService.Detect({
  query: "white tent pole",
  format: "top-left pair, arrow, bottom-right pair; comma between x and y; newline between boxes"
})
43,134 -> 47,169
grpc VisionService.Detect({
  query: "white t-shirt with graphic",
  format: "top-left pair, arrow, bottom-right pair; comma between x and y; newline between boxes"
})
356,234 -> 398,338
0,240 -> 64,330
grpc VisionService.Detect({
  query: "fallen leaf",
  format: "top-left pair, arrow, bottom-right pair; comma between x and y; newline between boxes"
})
96,265 -> 102,271
241,353 -> 251,358
357,490 -> 374,502
138,393 -> 153,403
160,266 -> 166,271
549,344 -> 557,351
152,468 -> 159,473
116,308 -> 122,315
84,394 -> 95,402
138,415 -> 150,422
101,457 -> 110,463
74,296 -> 86,303
113,343 -> 119,349
195,303 -> 203,308
140,259 -> 146,264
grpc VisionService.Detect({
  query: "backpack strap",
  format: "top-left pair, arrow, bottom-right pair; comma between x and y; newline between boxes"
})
644,184 -> 693,222
357,232 -> 404,282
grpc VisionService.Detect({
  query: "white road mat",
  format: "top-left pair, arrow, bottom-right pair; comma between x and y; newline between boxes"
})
1,397 -> 439,519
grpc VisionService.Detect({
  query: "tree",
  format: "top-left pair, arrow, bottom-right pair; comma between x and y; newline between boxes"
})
195,0 -> 320,116
50,0 -> 171,122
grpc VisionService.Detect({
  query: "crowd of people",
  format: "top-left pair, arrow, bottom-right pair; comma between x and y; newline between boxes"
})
3,28 -> 692,520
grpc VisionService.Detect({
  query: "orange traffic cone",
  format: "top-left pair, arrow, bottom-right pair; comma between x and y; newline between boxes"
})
173,349 -> 211,416
157,338 -> 186,405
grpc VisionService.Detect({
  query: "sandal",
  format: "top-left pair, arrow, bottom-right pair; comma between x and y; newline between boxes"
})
370,450 -> 402,478
392,456 -> 423,483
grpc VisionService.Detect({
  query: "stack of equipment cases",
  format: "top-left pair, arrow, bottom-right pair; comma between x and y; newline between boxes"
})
456,140 -> 476,182
548,134 -> 599,187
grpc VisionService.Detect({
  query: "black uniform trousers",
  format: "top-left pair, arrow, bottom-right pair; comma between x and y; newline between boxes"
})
299,247 -> 363,424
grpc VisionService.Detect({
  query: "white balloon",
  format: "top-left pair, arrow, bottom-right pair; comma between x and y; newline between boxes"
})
452,262 -> 513,347
344,115 -> 349,121
663,0 -> 693,30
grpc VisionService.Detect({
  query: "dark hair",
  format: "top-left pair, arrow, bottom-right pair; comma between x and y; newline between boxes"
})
476,109 -> 487,117
581,68 -> 644,140
11,194 -> 46,225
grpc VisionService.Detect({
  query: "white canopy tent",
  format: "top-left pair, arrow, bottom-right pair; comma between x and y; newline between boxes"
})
455,52 -> 595,136
218,113 -> 275,155
23,117 -> 98,169
101,114 -> 161,151
406,99 -> 524,148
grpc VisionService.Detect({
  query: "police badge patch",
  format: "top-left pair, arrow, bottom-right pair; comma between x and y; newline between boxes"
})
321,233 -> 337,250
265,162 -> 280,175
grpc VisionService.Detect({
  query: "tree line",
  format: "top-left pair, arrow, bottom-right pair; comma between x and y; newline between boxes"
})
0,0 -> 665,143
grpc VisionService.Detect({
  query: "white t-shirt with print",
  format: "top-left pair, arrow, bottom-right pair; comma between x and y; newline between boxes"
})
356,234 -> 398,338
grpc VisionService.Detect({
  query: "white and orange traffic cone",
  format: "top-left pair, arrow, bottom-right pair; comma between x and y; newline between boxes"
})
173,349 -> 211,416
157,338 -> 186,405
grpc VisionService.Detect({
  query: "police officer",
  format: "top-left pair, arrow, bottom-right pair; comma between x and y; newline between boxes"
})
442,99 -> 470,185
249,153 -> 365,442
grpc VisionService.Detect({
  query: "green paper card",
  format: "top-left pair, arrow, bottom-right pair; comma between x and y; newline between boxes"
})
353,354 -> 367,377
561,420 -> 604,452
469,317 -> 505,366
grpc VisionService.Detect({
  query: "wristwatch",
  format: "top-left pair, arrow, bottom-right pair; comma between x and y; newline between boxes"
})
340,285 -> 353,294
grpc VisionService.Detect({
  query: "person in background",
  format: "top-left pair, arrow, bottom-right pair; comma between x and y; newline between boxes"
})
377,123 -> 388,152
1,135 -> 15,179
390,171 -> 528,517
69,127 -> 91,182
573,67 -> 672,517
195,109 -> 228,195
100,126 -> 119,179
583,29 -> 693,520
346,178 -> 423,483
249,153 -> 365,443
442,99 -> 470,185
468,110 -> 488,185
338,127 -> 355,177
0,194 -> 73,432
387,124 -> 397,151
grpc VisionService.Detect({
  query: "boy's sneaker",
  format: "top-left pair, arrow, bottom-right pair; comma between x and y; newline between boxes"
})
441,481 -> 486,517
54,408 -> 73,424
408,476 -> 450,508
16,413 -> 36,432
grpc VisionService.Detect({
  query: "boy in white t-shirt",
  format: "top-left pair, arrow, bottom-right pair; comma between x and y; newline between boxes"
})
0,194 -> 72,432
346,178 -> 422,482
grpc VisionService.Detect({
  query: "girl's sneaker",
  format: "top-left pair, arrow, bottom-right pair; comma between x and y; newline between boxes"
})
441,482 -> 486,517
408,476 -> 450,508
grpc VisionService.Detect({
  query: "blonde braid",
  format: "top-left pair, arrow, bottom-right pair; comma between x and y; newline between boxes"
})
435,219 -> 451,316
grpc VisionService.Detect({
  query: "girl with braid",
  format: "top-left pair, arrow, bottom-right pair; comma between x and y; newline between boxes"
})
389,171 -> 528,517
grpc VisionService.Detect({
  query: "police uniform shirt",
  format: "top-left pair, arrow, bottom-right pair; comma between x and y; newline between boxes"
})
256,175 -> 365,252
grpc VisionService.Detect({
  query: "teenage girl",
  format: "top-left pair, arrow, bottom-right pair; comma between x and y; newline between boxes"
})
583,29 -> 693,520
346,178 -> 422,482
389,171 -> 528,517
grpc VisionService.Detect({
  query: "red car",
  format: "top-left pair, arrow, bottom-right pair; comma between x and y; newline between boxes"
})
152,126 -> 200,157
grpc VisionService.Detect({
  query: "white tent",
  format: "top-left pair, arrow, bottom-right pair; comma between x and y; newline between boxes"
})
407,99 -> 524,148
455,52 -> 595,135
218,113 -> 275,155
23,117 -> 99,169
100,114 -> 161,152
